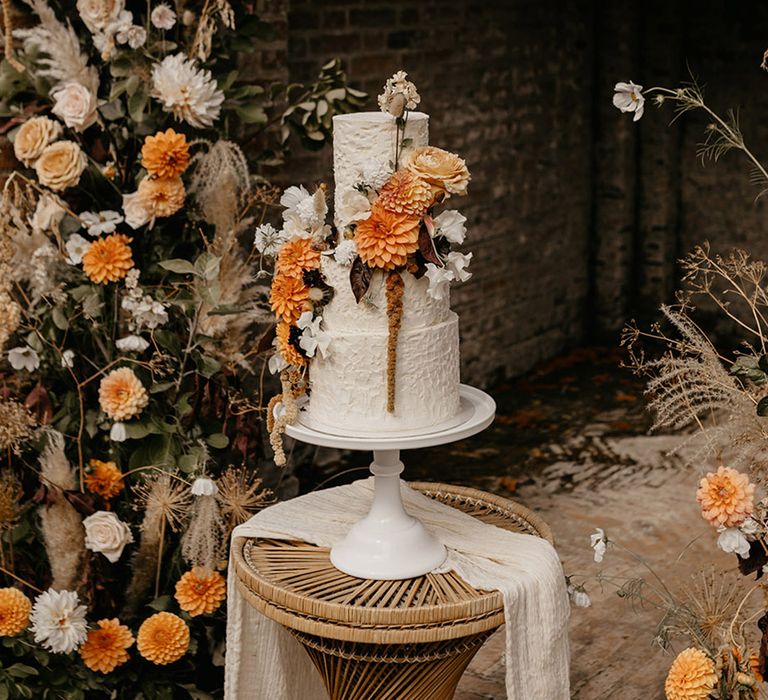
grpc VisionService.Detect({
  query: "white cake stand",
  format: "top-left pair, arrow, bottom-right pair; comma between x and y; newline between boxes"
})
284,384 -> 496,580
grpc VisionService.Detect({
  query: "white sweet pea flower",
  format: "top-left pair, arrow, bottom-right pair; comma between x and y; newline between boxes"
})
445,251 -> 473,283
65,233 -> 91,265
122,191 -> 152,229
116,335 -> 149,352
254,223 -> 287,256
424,263 -> 455,301
717,527 -> 751,558
8,346 -> 40,372
613,81 -> 645,122
110,422 -> 128,442
567,583 -> 591,608
191,477 -> 218,496
434,210 -> 467,244
151,3 -> 176,29
269,337 -> 290,375
117,23 -> 146,49
337,190 -> 371,225
590,528 -> 607,563
30,193 -> 66,234
740,517 -> 760,540
280,185 -> 311,211
333,238 -> 358,266
297,311 -> 331,359
61,349 -> 75,368
80,210 -> 123,236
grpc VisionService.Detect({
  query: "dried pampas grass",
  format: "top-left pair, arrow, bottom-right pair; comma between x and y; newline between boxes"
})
38,431 -> 85,590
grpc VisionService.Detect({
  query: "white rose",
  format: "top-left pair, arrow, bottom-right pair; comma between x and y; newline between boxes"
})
35,141 -> 88,191
77,0 -> 124,33
122,191 -> 152,229
83,511 -> 133,563
51,83 -> 98,132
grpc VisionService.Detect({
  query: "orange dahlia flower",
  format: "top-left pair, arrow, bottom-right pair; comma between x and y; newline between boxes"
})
276,237 -> 321,278
82,233 -> 134,284
85,459 -> 124,501
354,202 -> 420,270
276,321 -> 307,367
79,618 -> 134,674
0,587 -> 31,636
137,612 -> 189,665
99,367 -> 149,421
664,647 -> 718,700
174,568 -> 226,617
270,273 -> 311,324
696,466 -> 754,528
141,129 -> 190,179
137,176 -> 185,218
749,649 -> 763,683
377,170 -> 434,217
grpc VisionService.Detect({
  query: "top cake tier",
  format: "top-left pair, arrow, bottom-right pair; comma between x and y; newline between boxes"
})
332,111 -> 429,228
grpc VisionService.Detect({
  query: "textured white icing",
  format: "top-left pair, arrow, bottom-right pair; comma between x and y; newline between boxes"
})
306,314 -> 461,434
319,257 -> 451,333
332,111 -> 429,229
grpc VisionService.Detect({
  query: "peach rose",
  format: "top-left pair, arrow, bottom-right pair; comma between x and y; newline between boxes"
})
13,117 -> 62,167
405,146 -> 470,197
34,141 -> 88,191
76,0 -> 124,33
51,83 -> 98,132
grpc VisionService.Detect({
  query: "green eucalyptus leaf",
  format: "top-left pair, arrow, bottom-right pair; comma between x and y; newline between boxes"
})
51,305 -> 69,330
205,433 -> 229,449
159,258 -> 198,275
195,353 -> 221,378
195,252 -> 221,280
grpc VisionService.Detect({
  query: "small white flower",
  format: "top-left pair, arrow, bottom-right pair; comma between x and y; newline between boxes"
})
30,193 -> 66,234
83,511 -> 134,563
116,335 -> 149,352
295,188 -> 328,231
8,346 -> 40,372
61,349 -> 75,368
434,210 -> 467,244
117,23 -> 147,49
567,583 -> 591,608
65,233 -> 91,265
191,477 -> 218,497
740,517 -> 761,540
269,337 -> 290,374
254,223 -> 287,256
378,70 -> 420,116
590,528 -> 607,563
445,251 -> 473,283
110,422 -> 128,442
717,527 -> 751,558
182,9 -> 195,25
333,238 -> 358,266
151,3 -> 176,29
358,159 -> 392,192
297,311 -> 331,359
613,81 -> 645,122
424,263 -> 455,301
30,589 -> 88,653
122,191 -> 153,230
80,210 -> 123,236
337,190 -> 371,226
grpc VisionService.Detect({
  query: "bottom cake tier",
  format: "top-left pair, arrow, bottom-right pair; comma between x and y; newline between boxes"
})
305,313 -> 461,435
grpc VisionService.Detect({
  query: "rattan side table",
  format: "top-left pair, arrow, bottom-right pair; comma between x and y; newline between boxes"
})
232,482 -> 554,700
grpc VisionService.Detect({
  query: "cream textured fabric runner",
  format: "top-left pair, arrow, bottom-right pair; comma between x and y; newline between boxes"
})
225,479 -> 571,699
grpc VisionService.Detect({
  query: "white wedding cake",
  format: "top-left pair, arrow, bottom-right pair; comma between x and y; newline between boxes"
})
265,72 -> 473,452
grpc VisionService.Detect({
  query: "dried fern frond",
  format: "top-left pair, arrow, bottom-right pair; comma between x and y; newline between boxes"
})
190,0 -> 235,62
14,0 -> 98,92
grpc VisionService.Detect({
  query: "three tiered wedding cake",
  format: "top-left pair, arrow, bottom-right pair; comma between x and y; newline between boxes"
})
264,73 -> 472,456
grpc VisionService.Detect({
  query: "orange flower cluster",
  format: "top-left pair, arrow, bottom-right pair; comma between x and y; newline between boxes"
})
355,202 -> 420,270
0,587 -> 31,636
141,129 -> 190,180
174,568 -> 226,617
79,618 -> 134,673
98,367 -> 149,421
664,647 -> 717,700
696,466 -> 754,528
82,233 -> 134,284
276,321 -> 307,367
85,459 -> 124,501
377,170 -> 433,217
137,611 -> 189,665
270,272 -> 311,324
276,238 -> 321,278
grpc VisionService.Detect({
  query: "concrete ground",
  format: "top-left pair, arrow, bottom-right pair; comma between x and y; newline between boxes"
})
311,346 -> 759,699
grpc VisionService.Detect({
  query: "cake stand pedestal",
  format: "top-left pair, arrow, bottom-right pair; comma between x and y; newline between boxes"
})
284,384 -> 496,580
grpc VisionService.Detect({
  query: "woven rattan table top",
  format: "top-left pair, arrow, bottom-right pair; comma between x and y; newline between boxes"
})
232,482 -> 553,644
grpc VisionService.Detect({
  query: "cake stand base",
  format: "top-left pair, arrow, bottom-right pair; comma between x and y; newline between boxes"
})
329,450 -> 446,580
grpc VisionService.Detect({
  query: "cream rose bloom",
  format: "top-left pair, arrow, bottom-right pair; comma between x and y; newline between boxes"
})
77,0 -> 124,33
51,83 -> 98,132
83,510 -> 133,563
405,146 -> 470,197
35,141 -> 88,191
13,117 -> 62,167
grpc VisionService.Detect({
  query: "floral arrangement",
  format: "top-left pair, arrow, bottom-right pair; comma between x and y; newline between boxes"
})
604,57 -> 768,698
0,0 -> 365,696
264,72 -> 472,462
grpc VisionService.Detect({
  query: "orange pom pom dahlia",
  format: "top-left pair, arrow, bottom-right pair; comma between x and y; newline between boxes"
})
270,273 -> 310,324
174,568 -> 226,617
354,203 -> 420,270
0,587 -> 31,636
276,237 -> 321,278
141,129 -> 190,179
377,170 -> 434,216
85,459 -> 124,501
82,233 -> 134,284
664,647 -> 718,700
276,321 -> 307,367
137,176 -> 186,218
99,367 -> 149,421
137,612 -> 189,665
696,466 -> 754,528
79,618 -> 134,673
